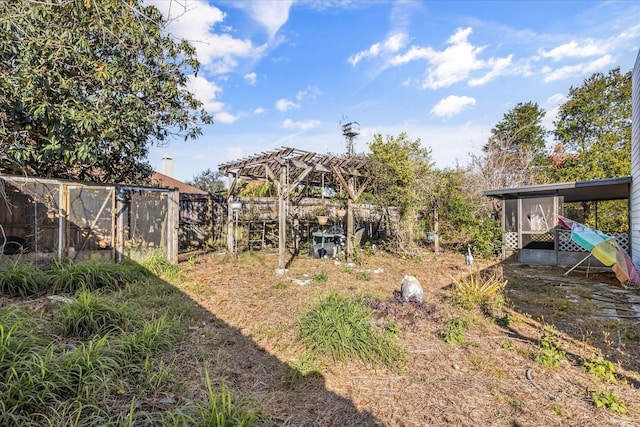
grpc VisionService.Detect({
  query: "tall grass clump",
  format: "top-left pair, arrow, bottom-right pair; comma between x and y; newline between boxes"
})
48,260 -> 148,294
139,252 -> 183,281
59,334 -> 121,400
161,369 -> 269,426
0,309 -> 65,423
298,292 -> 405,368
451,267 -> 507,313
58,289 -> 129,338
118,314 -> 180,363
0,263 -> 48,297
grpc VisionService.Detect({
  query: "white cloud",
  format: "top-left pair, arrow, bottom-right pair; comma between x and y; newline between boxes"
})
214,111 -> 237,124
468,55 -> 513,87
546,93 -> 566,105
244,72 -> 257,85
388,27 -> 512,89
430,95 -> 476,118
420,28 -> 489,89
539,39 -> 606,61
234,0 -> 294,39
148,0 -> 266,75
276,98 -> 299,111
186,74 -> 223,112
296,85 -> 322,101
282,119 -> 321,130
543,54 -> 614,82
254,107 -> 267,115
348,33 -> 408,65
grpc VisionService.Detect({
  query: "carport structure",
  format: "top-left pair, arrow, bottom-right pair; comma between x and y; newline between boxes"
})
484,176 -> 632,267
218,147 -> 369,269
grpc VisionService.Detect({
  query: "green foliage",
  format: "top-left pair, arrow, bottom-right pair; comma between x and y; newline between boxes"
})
0,263 -> 48,296
0,269 -> 269,425
140,253 -> 183,281
477,101 -> 549,189
0,0 -> 212,183
356,272 -> 371,281
367,132 -> 433,215
60,334 -> 120,399
281,353 -> 324,389
451,268 -> 507,313
550,67 -> 631,182
312,271 -> 328,283
298,293 -> 405,367
118,315 -> 180,363
186,169 -> 227,194
58,290 -> 128,338
440,317 -> 469,345
433,169 -> 502,257
48,260 -> 147,293
533,326 -> 567,368
583,357 -> 617,384
485,102 -> 548,158
590,390 -> 626,414
161,377 -> 269,426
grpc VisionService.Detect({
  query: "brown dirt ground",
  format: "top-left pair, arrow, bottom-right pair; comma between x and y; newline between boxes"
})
173,248 -> 640,427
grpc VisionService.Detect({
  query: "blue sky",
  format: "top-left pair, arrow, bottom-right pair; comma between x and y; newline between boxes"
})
146,0 -> 640,182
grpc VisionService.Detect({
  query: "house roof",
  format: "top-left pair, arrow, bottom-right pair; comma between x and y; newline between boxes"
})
150,172 -> 208,195
483,176 -> 632,203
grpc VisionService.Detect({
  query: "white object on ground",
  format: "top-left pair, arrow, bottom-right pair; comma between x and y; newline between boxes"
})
401,275 -> 424,303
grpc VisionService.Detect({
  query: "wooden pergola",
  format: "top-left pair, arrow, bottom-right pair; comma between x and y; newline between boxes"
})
218,147 -> 369,269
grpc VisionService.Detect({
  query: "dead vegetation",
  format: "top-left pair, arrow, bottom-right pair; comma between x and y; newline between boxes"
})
174,249 -> 640,426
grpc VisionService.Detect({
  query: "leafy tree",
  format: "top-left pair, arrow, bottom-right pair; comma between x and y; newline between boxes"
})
474,102 -> 548,190
0,0 -> 212,183
366,132 -> 434,253
550,67 -> 631,181
367,132 -> 433,214
186,169 -> 226,194
549,67 -> 631,230
432,168 -> 501,258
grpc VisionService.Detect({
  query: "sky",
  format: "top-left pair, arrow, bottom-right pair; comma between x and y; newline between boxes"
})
145,0 -> 640,182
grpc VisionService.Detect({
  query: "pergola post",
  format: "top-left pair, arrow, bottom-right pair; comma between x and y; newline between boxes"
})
278,164 -> 287,269
346,197 -> 354,255
226,196 -> 234,254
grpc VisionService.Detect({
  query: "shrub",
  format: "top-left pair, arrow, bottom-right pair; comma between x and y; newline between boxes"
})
451,268 -> 507,313
298,293 -> 405,367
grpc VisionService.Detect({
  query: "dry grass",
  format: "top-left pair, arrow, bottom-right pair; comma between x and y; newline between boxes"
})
173,249 -> 640,426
